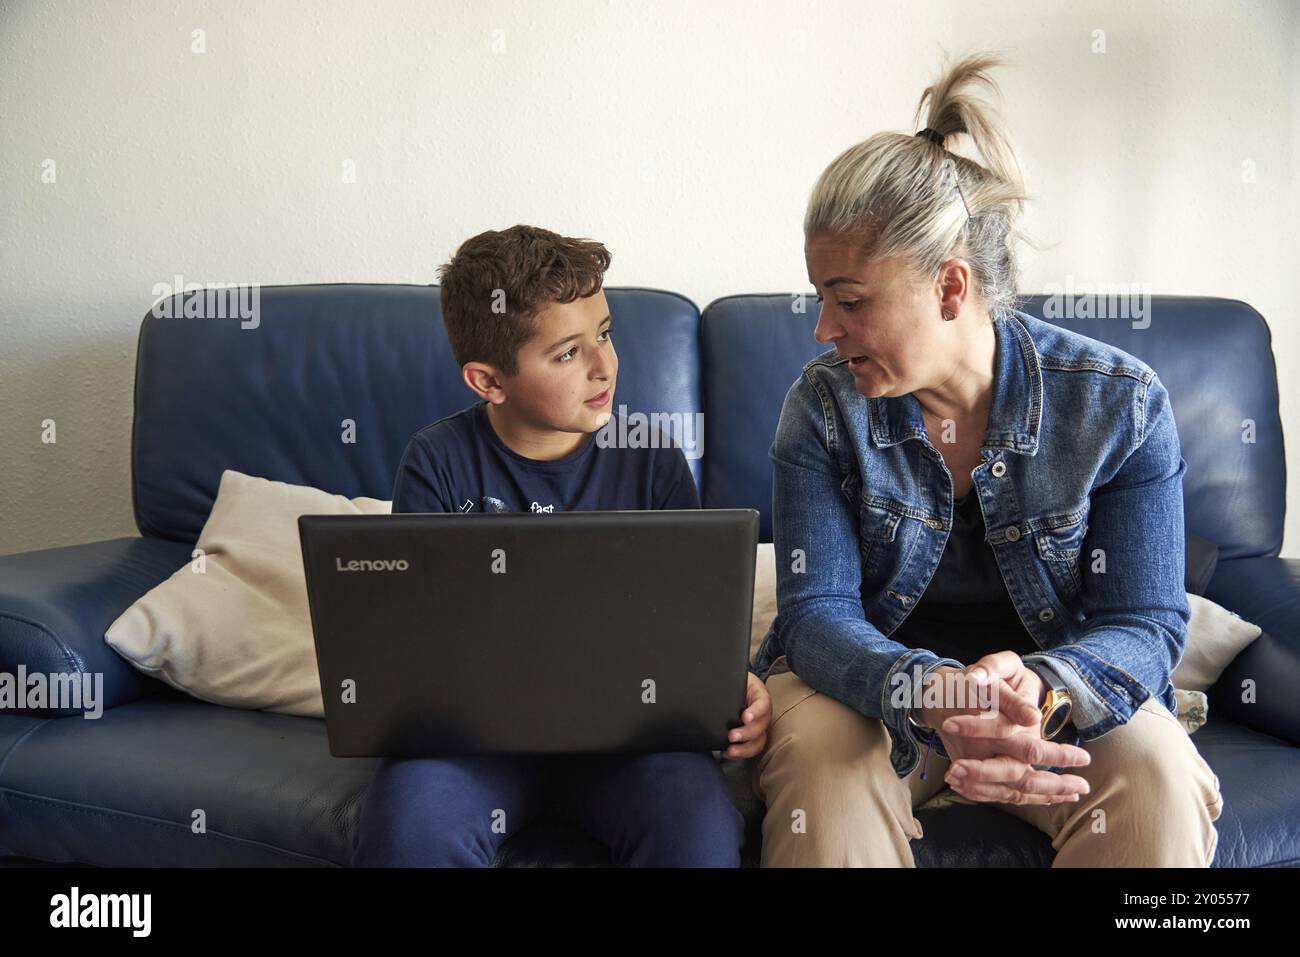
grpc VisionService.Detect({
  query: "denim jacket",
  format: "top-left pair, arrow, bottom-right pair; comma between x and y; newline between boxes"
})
752,308 -> 1190,777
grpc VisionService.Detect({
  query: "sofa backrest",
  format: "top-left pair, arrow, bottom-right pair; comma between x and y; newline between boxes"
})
699,294 -> 1285,560
1019,294 -> 1285,560
131,284 -> 701,543
698,294 -> 830,542
132,285 -> 1284,561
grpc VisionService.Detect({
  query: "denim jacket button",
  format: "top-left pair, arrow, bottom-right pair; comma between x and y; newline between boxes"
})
1038,607 -> 1055,622
1005,525 -> 1022,542
990,460 -> 1007,477
926,518 -> 942,529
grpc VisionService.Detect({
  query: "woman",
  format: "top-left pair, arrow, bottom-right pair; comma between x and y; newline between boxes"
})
752,53 -> 1223,867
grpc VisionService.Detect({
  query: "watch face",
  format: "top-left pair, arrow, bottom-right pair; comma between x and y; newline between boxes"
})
1043,700 -> 1072,739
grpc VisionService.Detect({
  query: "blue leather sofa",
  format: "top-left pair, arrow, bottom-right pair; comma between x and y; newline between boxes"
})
1,285 -> 1296,867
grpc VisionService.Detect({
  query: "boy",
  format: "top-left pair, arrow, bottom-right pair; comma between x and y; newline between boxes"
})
351,225 -> 770,867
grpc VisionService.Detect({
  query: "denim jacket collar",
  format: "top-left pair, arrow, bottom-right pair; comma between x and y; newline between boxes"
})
867,311 -> 1043,456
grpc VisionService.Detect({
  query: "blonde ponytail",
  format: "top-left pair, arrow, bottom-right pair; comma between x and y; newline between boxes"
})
805,52 -> 1032,320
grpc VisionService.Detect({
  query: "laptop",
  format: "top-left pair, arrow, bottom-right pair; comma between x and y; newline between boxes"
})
298,509 -> 759,757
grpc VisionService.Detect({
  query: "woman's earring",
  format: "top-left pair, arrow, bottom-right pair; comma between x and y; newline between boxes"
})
942,309 -> 956,321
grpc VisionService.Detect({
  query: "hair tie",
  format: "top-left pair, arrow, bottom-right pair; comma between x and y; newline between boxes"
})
920,129 -> 973,221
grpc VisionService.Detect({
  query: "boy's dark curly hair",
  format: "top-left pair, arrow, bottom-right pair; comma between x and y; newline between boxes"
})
437,224 -> 612,375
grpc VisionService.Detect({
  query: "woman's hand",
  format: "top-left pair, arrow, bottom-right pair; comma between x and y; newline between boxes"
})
722,672 -> 771,760
930,652 -> 1092,805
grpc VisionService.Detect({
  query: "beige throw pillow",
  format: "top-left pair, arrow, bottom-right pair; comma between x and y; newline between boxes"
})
751,543 -> 778,663
1171,593 -> 1263,693
105,469 -> 390,717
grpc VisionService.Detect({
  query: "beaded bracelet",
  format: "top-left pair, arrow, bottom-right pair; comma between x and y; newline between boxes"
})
907,709 -> 941,781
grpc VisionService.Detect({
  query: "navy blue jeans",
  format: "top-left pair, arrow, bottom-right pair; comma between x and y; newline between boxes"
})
351,751 -> 744,867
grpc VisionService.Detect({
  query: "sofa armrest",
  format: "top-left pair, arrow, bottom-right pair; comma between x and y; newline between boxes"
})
1204,556 -> 1300,745
0,536 -> 193,715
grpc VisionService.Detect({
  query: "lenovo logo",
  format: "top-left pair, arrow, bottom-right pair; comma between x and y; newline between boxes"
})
335,557 -> 410,572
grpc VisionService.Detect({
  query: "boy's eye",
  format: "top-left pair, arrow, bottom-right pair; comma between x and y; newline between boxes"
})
558,328 -> 612,362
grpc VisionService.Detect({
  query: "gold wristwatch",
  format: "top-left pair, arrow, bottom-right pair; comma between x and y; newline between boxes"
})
1029,665 -> 1074,740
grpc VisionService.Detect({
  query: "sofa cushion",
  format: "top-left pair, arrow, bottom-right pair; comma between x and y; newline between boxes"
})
1189,714 -> 1300,867
4,692 -> 1296,867
0,693 -> 379,866
913,804 -> 1056,867
1186,531 -> 1220,596
0,537 -> 195,715
106,470 -> 389,718
1206,557 -> 1300,745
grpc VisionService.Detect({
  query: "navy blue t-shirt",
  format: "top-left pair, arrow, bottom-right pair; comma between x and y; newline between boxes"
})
392,400 -> 701,514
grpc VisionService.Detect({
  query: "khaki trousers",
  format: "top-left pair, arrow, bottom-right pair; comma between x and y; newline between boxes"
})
753,658 -> 1224,867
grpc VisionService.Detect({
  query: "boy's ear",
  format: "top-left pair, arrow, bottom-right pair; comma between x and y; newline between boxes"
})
462,362 -> 508,403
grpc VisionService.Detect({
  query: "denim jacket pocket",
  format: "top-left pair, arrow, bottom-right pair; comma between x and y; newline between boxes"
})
859,500 -> 903,578
1034,516 -> 1087,599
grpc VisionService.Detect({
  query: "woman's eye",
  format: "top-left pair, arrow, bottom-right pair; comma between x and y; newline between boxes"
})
813,294 -> 860,311
598,329 -> 612,343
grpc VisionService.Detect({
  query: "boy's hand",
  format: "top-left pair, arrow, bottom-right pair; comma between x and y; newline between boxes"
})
722,672 -> 771,760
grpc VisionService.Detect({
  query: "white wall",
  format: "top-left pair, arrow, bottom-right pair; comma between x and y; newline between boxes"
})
2,0 -> 1297,556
